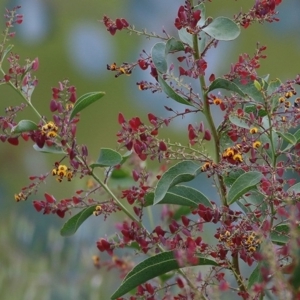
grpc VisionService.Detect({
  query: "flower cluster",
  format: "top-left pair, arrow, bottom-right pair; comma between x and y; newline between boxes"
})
225,44 -> 267,83
174,2 -> 201,33
4,2 -> 300,300
102,15 -> 129,35
52,163 -> 73,182
117,113 -> 169,161
236,0 -> 282,28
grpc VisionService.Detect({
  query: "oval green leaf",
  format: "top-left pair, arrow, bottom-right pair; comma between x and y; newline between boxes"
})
90,148 -> 122,168
248,263 -> 264,289
69,91 -> 105,120
178,29 -> 207,54
229,115 -> 250,129
111,168 -> 130,179
33,143 -> 66,154
270,223 -> 289,245
11,120 -> 38,133
227,171 -> 263,205
223,169 -> 245,187
158,74 -> 193,106
207,78 -> 245,97
195,3 -> 206,27
276,131 -> 297,145
110,251 -> 217,299
294,128 -> 300,142
287,182 -> 300,194
60,205 -> 97,236
145,185 -> 212,208
267,78 -> 281,95
165,38 -> 184,54
202,17 -> 240,41
151,42 -> 167,74
233,78 -> 265,103
154,161 -> 201,205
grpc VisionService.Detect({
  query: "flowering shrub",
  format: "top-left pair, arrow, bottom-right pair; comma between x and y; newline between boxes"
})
3,1 -> 300,299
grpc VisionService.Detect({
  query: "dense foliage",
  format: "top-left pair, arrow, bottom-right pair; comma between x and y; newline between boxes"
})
3,1 -> 300,299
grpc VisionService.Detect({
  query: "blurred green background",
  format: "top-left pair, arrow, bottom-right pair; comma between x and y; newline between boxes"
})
0,0 -> 299,299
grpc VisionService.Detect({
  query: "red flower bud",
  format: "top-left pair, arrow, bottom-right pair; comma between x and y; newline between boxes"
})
7,136 -> 19,146
44,193 -> 56,203
159,141 -> 167,151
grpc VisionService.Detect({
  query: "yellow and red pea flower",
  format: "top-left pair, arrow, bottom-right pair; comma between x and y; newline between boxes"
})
41,121 -> 59,138
52,164 -> 73,182
201,161 -> 211,172
222,146 -> 243,164
213,98 -> 223,105
253,141 -> 261,148
93,205 -> 102,216
249,127 -> 258,134
14,192 -> 27,202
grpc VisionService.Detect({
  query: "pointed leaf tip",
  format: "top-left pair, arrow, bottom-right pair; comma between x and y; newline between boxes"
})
90,148 -> 122,168
154,161 -> 201,205
60,206 -> 96,236
227,171 -> 263,205
11,119 -> 38,133
202,17 -> 240,41
151,42 -> 168,73
70,91 -> 105,120
110,251 -> 217,299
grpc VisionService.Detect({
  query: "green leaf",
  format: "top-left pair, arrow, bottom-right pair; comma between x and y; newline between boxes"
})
69,91 -> 105,120
253,79 -> 262,91
244,105 -> 256,114
223,169 -> 245,187
244,190 -> 267,209
236,200 -> 249,214
198,31 -> 207,54
260,133 -> 275,161
110,251 -> 217,299
158,74 -> 193,106
270,224 -> 289,245
233,79 -> 265,103
111,168 -> 130,179
229,115 -> 250,129
33,143 -> 66,154
154,161 -> 201,205
173,206 -> 193,220
195,3 -> 206,27
151,42 -> 167,73
11,120 -> 38,133
145,185 -> 212,208
178,28 -> 207,54
207,78 -> 245,97
289,249 -> 300,291
178,28 -> 193,47
202,17 -> 240,41
267,78 -> 281,95
258,109 -> 267,117
276,131 -> 297,145
60,206 -> 97,236
165,38 -> 184,54
239,190 -> 267,218
294,128 -> 300,142
90,148 -> 122,168
119,150 -> 132,165
1,44 -> 14,63
227,171 -> 263,205
248,263 -> 264,289
287,182 -> 300,194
